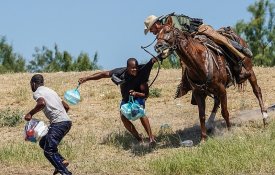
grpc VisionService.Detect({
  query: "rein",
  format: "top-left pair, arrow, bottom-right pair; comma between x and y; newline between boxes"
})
141,46 -> 161,88
141,38 -> 157,49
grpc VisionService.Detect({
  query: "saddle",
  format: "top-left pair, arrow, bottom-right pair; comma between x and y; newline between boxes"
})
193,33 -> 235,85
174,26 -> 252,100
217,26 -> 253,58
174,28 -> 238,100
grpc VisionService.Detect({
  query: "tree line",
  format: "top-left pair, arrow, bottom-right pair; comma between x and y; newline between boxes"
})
235,0 -> 274,66
0,0 -> 274,73
0,38 -> 100,73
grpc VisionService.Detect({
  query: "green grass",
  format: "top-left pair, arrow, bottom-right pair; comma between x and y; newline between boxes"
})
0,138 -> 77,166
0,142 -> 45,165
150,122 -> 275,175
2,120 -> 275,175
149,88 -> 162,98
0,108 -> 23,127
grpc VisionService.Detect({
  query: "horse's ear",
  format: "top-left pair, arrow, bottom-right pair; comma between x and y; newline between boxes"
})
165,16 -> 173,27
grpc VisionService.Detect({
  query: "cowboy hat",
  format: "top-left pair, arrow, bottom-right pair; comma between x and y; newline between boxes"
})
144,15 -> 162,35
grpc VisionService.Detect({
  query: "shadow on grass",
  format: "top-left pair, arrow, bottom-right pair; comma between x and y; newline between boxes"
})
155,124 -> 201,148
101,106 -> 275,156
154,118 -> 249,149
100,125 -> 204,156
101,130 -> 134,150
100,117 -> 257,156
101,130 -> 155,156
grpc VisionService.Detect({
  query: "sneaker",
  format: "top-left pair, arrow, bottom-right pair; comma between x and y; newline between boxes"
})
53,160 -> 69,175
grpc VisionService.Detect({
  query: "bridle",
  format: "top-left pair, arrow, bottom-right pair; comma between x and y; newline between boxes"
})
154,26 -> 180,55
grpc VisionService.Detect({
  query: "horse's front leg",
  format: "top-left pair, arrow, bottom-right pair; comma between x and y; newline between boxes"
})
248,69 -> 269,126
193,92 -> 207,141
206,96 -> 220,131
218,86 -> 231,129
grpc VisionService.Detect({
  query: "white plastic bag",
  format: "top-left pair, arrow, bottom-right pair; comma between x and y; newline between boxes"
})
24,118 -> 48,143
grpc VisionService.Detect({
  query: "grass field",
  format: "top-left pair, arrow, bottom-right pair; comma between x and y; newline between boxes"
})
0,67 -> 275,175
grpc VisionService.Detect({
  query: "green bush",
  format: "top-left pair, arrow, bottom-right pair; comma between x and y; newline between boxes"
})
0,108 -> 23,127
149,88 -> 162,98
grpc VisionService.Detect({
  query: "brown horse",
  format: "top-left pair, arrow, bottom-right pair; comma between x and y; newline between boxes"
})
154,24 -> 268,141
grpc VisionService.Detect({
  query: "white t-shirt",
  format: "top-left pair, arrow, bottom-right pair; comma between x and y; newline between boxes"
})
33,86 -> 71,123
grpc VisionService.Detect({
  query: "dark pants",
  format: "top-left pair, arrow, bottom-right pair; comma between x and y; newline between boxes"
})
39,121 -> 72,175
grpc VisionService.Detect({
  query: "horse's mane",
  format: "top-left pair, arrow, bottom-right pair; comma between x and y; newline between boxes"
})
171,27 -> 205,55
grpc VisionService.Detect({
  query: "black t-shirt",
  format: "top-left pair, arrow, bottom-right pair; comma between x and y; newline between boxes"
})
109,60 -> 154,101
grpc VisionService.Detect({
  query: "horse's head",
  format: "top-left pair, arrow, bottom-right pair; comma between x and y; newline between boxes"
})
154,25 -> 174,58
154,19 -> 187,59
153,16 -> 177,58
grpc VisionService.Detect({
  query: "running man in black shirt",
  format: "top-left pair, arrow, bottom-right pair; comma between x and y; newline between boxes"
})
78,58 -> 157,144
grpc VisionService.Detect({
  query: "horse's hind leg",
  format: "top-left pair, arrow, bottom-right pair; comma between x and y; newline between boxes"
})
206,96 -> 220,130
248,69 -> 269,125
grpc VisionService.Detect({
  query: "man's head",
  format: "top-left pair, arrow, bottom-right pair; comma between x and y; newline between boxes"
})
30,74 -> 44,92
126,58 -> 138,77
144,15 -> 163,35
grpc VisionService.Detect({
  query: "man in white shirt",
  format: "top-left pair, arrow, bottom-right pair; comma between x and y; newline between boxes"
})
24,74 -> 72,175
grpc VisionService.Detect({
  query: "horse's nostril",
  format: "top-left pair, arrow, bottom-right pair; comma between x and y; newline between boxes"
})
154,42 -> 171,54
154,44 -> 163,53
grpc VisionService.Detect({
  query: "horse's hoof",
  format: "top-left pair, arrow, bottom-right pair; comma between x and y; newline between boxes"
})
199,139 -> 207,145
263,117 -> 271,127
207,128 -> 214,134
206,122 -> 215,131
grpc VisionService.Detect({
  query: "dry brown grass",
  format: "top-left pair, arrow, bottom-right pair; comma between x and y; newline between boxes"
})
0,67 -> 274,175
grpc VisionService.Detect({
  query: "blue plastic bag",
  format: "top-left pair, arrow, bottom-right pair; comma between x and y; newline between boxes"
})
120,96 -> 145,121
64,84 -> 81,105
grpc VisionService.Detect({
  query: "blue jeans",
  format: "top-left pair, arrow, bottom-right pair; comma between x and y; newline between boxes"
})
39,121 -> 72,175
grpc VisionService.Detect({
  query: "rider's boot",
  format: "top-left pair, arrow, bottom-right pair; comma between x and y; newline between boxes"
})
236,67 -> 251,84
236,58 -> 251,84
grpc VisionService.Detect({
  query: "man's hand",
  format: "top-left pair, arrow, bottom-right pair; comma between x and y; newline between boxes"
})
129,90 -> 137,97
151,57 -> 158,63
62,101 -> 70,113
78,77 -> 87,85
24,113 -> 32,121
24,97 -> 46,121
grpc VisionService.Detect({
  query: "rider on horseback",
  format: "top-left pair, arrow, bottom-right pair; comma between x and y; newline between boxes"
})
144,13 -> 252,88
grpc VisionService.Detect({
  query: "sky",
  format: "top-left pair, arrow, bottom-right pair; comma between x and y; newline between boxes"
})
0,0 -> 254,69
